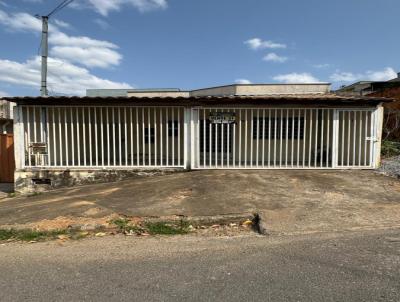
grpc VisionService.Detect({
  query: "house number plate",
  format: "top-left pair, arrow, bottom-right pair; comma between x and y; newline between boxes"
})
209,112 -> 236,124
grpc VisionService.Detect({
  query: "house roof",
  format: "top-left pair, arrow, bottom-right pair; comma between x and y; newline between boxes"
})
4,94 -> 393,107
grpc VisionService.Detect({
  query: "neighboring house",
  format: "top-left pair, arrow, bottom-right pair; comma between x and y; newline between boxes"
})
336,73 -> 400,140
336,73 -> 400,97
0,99 -> 14,134
6,83 -> 390,192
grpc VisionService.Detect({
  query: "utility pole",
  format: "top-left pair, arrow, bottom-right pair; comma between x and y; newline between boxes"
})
37,0 -> 74,97
40,16 -> 49,97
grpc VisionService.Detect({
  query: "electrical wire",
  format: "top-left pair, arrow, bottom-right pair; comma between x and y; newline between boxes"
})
47,0 -> 74,17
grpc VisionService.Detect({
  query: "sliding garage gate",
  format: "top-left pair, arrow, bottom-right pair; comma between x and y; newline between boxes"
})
191,108 -> 377,169
20,106 -> 377,170
21,106 -> 185,168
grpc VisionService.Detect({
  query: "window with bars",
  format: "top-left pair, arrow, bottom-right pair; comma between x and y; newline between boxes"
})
253,117 -> 305,139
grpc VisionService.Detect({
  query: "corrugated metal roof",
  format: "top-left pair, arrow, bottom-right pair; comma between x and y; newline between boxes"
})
4,94 -> 393,103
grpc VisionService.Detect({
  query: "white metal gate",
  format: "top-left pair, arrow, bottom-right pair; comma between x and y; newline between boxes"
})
21,106 -> 185,168
191,107 -> 377,169
19,105 -> 378,170
336,109 -> 376,168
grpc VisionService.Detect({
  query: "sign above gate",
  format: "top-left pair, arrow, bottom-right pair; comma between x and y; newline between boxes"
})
209,112 -> 236,124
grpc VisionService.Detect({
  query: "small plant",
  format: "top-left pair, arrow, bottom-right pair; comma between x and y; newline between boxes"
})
7,192 -> 16,198
112,218 -> 130,231
382,140 -> 400,158
0,229 -> 68,242
145,220 -> 190,235
111,218 -> 143,233
27,192 -> 42,198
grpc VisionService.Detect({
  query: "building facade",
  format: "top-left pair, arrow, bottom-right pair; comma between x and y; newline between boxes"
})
7,84 -> 390,192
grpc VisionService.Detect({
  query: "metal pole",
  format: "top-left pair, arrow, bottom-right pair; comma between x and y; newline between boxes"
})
40,16 -> 48,97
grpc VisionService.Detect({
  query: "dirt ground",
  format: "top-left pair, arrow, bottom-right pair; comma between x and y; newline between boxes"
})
0,170 -> 400,234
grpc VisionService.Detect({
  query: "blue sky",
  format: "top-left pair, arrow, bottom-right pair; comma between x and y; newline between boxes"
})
0,0 -> 399,96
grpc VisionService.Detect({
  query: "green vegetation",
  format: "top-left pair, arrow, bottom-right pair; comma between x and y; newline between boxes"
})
382,140 -> 400,158
0,218 -> 192,243
27,192 -> 42,198
145,220 -> 190,235
111,218 -> 143,233
0,229 -> 68,242
111,218 -> 190,235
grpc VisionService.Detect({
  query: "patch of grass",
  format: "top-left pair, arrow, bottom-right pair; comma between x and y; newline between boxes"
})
145,220 -> 190,235
112,218 -> 130,230
7,192 -> 16,198
27,192 -> 42,198
111,218 -> 143,233
0,229 -> 67,242
382,140 -> 400,158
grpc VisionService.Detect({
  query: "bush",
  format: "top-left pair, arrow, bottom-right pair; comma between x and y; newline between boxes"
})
382,140 -> 400,158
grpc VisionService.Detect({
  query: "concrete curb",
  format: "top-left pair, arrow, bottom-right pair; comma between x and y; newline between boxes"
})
0,213 -> 264,234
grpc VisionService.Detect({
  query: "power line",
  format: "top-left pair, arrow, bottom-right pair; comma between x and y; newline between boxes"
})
47,0 -> 74,17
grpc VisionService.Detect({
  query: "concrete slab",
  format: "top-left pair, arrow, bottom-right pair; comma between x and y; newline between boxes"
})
0,183 -> 13,199
0,170 -> 400,234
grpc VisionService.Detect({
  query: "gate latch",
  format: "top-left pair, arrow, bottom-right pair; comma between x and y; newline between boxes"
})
366,137 -> 378,142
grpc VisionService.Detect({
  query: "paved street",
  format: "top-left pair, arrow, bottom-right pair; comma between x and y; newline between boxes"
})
0,229 -> 399,302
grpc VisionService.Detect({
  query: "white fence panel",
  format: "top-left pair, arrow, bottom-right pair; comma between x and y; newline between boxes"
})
21,106 -> 185,168
192,107 -> 376,170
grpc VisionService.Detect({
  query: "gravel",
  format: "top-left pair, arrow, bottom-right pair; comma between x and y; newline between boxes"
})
379,156 -> 400,178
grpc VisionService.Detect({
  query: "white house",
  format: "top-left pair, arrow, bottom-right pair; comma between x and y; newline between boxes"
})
6,83 -> 391,192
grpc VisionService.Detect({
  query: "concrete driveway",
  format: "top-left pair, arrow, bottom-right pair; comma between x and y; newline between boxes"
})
1,170 -> 400,234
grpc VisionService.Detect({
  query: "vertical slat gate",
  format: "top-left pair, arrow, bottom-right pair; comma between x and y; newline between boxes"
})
192,107 -> 376,169
21,106 -> 185,168
19,106 -> 377,170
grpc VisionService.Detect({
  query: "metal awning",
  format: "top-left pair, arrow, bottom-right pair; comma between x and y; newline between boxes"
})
4,94 -> 393,107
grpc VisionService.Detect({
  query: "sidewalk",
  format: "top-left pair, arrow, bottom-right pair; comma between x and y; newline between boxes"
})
0,170 -> 400,234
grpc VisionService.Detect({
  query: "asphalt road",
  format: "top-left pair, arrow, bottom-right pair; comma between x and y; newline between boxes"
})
0,229 -> 399,302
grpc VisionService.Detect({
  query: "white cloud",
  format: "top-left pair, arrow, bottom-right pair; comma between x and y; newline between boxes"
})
51,45 -> 122,68
94,18 -> 110,29
330,72 -> 358,82
49,31 -> 117,49
235,79 -> 252,84
245,38 -> 286,50
53,19 -> 71,29
263,53 -> 288,63
86,0 -> 167,16
0,9 -> 133,95
313,63 -> 331,69
0,57 -> 132,96
0,10 -> 42,32
273,73 -> 320,84
0,9 -> 121,69
330,67 -> 397,83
